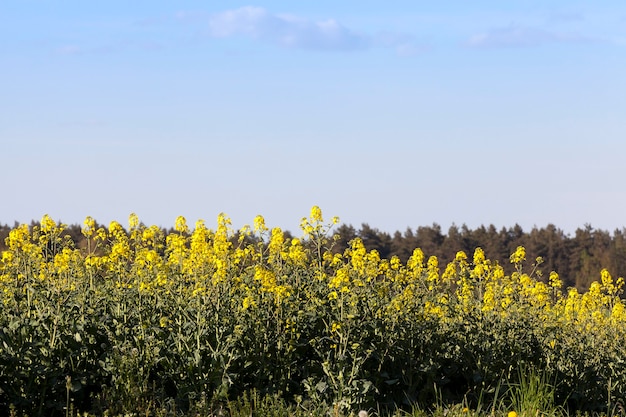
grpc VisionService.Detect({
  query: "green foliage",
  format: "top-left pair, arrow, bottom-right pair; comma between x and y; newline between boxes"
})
0,211 -> 625,416
505,366 -> 562,417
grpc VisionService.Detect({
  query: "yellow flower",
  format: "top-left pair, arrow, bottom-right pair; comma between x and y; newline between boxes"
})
273,284 -> 292,304
472,248 -> 486,278
407,248 -> 425,273
191,286 -> 205,297
128,213 -> 139,229
549,271 -> 562,289
142,226 -> 156,243
390,256 -> 401,271
426,256 -> 440,286
53,248 -> 74,275
242,295 -> 256,310
508,411 -> 518,417
329,268 -> 350,290
174,215 -> 188,234
139,281 -> 151,294
442,261 -> 456,283
481,285 -> 495,312
510,246 -> 526,264
473,248 -> 485,263
253,215 -> 267,234
110,241 -> 130,260
268,227 -> 286,263
288,238 -> 307,265
492,265 -> 505,280
611,302 -> 626,322
6,224 -> 29,251
424,301 -> 444,319
310,205 -> 323,223
82,216 -> 96,238
40,214 -> 56,233
96,228 -> 107,241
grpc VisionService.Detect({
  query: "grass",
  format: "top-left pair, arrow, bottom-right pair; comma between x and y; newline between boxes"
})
25,380 -> 624,417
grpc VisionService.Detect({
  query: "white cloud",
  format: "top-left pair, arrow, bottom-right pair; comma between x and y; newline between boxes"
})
208,6 -> 369,51
466,25 -> 588,48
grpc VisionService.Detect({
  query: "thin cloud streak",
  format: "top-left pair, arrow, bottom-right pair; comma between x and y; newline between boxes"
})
466,24 -> 590,48
54,40 -> 166,56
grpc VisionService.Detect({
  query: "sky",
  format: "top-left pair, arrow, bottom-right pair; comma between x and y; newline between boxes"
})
2,1 -> 626,236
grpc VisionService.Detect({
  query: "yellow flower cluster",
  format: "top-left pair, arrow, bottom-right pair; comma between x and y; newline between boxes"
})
1,209 -> 625,349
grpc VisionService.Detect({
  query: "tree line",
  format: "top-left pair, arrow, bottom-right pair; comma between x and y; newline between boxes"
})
1,220 -> 625,291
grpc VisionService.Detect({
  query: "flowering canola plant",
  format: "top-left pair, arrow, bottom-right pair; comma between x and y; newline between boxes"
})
0,207 -> 625,416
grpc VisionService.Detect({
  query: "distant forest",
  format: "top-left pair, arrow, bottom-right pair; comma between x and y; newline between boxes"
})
2,220 -> 625,292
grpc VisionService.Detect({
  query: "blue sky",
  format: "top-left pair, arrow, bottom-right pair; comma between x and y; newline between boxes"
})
2,1 -> 625,236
